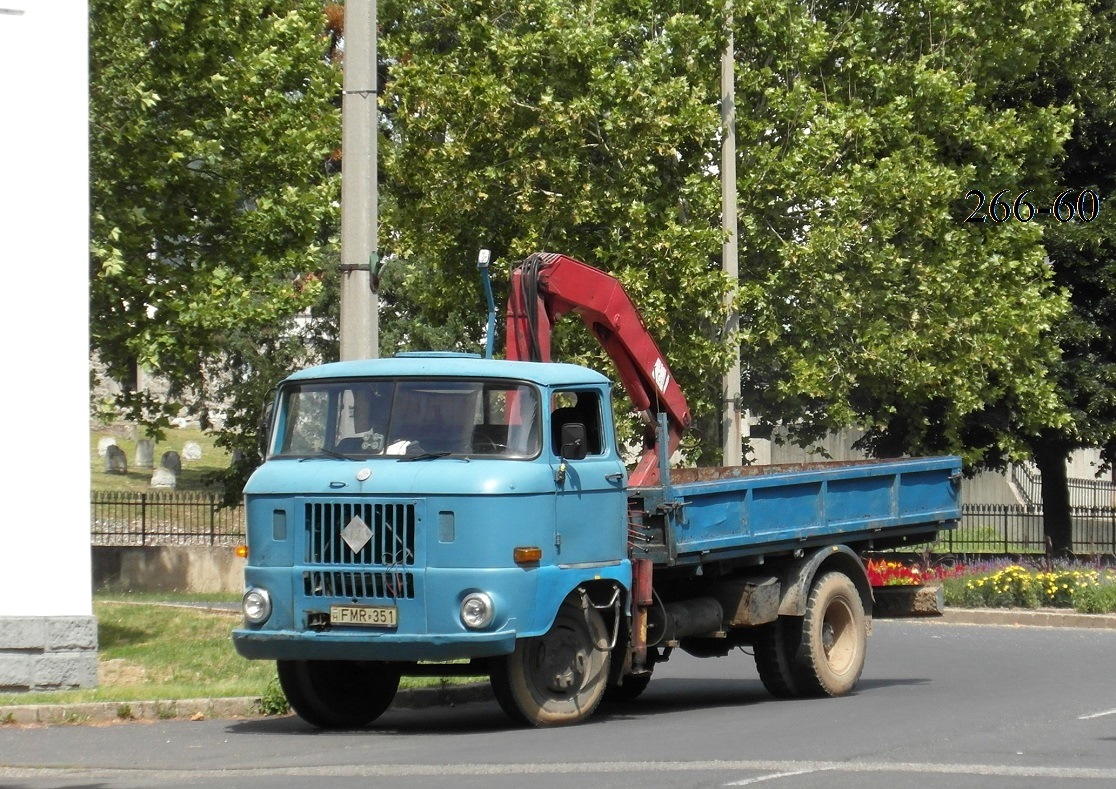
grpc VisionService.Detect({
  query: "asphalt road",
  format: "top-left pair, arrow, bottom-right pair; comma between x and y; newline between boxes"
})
1,619 -> 1114,789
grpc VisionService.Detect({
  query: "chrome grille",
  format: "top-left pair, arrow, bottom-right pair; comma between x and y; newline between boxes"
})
303,570 -> 416,599
304,501 -> 416,566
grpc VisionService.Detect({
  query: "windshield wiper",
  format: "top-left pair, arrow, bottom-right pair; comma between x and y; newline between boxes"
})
398,451 -> 457,462
299,447 -> 357,462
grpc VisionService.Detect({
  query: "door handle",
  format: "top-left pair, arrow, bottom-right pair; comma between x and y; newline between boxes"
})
605,473 -> 625,483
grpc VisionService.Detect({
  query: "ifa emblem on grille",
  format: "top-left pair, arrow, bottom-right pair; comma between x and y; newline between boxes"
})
340,515 -> 373,554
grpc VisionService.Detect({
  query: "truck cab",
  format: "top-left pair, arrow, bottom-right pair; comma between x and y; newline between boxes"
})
233,352 -> 631,707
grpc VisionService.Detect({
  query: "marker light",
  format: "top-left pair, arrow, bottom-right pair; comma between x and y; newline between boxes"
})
235,544 -> 249,559
514,546 -> 543,564
460,592 -> 494,630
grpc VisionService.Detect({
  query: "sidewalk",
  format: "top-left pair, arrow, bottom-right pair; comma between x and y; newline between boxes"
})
3,607 -> 1114,727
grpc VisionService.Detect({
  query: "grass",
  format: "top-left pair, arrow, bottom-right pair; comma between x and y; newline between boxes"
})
90,424 -> 231,493
0,592 -> 482,711
0,593 -> 272,708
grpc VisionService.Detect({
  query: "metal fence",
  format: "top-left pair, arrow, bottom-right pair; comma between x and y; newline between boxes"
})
89,495 -> 1116,555
940,504 -> 1116,555
1011,464 -> 1116,510
91,491 -> 245,546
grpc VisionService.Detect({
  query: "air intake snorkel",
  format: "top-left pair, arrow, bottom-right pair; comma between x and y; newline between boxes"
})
478,249 -> 496,359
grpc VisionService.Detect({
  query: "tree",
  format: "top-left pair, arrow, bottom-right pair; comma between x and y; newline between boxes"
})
90,0 -> 340,436
1022,0 -> 1116,554
378,0 -> 733,457
731,1 -> 1081,473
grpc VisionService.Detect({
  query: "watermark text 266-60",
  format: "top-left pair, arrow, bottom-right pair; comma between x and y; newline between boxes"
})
963,189 -> 1102,223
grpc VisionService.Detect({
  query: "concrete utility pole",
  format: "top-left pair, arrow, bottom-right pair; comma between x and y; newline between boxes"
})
721,4 -> 742,466
339,0 -> 379,360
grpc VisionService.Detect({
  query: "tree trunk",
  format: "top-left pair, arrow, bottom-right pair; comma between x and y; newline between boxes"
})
1033,438 -> 1073,557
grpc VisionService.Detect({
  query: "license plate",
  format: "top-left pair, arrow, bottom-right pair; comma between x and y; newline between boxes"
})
329,604 -> 398,628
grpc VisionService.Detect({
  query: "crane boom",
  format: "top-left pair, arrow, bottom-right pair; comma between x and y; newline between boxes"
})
506,252 -> 691,486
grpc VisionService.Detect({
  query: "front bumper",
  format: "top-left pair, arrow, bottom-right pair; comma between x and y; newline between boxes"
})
231,626 -> 518,662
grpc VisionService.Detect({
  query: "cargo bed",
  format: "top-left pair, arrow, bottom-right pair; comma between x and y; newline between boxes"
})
631,457 -> 963,568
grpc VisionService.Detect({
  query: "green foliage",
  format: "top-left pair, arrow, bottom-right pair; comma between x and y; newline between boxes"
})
1073,579 -> 1116,614
380,0 -> 732,458
1023,1 -> 1116,551
258,677 -> 291,716
90,0 -> 341,434
88,0 -> 1115,487
732,0 -> 1083,468
943,564 -> 1116,611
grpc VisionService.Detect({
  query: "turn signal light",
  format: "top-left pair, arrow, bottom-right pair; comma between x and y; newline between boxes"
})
235,544 -> 249,559
513,546 -> 542,564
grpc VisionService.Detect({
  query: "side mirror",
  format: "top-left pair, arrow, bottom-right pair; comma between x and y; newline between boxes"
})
257,397 -> 276,459
559,423 -> 588,460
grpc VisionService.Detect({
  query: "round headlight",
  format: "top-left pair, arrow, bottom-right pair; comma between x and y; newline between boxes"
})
243,587 -> 272,624
460,592 -> 494,630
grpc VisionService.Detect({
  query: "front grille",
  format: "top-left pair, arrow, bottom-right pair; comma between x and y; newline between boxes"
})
304,501 -> 416,566
303,570 -> 416,599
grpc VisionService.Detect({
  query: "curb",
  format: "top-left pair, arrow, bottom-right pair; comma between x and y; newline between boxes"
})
3,609 -> 1112,727
935,606 -> 1116,630
0,683 -> 495,727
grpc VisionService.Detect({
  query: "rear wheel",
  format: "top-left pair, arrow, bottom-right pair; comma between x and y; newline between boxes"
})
277,660 -> 400,729
753,615 -> 803,699
490,593 -> 611,726
797,571 -> 867,696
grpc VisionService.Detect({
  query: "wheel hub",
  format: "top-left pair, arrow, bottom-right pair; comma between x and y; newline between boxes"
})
533,629 -> 588,694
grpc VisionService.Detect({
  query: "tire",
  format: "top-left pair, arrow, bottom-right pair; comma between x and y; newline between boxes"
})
797,571 -> 867,697
490,594 -> 611,726
277,660 -> 400,729
603,672 -> 651,703
753,615 -> 804,699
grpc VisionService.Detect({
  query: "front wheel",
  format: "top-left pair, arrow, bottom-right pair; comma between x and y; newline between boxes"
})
277,660 -> 400,729
490,592 -> 611,726
797,571 -> 867,697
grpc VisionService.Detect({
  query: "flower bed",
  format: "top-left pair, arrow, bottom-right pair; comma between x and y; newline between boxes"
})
866,558 -> 1116,614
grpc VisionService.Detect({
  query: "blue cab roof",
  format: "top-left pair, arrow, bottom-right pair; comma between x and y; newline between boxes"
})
282,352 -> 611,388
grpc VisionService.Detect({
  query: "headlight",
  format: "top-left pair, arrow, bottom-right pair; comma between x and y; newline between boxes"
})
460,592 -> 494,630
242,587 -> 272,624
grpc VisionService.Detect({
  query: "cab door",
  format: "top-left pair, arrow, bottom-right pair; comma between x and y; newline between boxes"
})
549,389 -> 627,566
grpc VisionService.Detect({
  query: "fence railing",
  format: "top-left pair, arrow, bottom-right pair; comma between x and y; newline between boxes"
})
91,491 -> 245,546
938,504 -> 1116,555
89,495 -> 1116,555
1011,463 -> 1116,510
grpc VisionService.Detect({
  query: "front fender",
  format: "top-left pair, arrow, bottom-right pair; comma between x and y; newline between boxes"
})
523,561 -> 631,637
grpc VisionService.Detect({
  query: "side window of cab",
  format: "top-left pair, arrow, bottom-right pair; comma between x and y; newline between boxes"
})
550,390 -> 604,457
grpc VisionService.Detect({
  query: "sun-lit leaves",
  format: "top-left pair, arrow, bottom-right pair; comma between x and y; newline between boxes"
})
90,0 -> 341,430
732,0 -> 1083,468
379,0 -> 732,457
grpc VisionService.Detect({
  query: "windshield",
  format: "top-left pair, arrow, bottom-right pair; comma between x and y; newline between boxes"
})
271,378 -> 541,459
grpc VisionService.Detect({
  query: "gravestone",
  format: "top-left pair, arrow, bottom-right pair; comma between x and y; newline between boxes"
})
160,450 -> 182,476
104,444 -> 127,474
96,437 -> 117,457
182,441 -> 202,461
150,466 -> 176,489
135,439 -> 154,469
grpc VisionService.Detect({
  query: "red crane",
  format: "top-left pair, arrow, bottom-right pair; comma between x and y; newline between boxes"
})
505,252 -> 692,487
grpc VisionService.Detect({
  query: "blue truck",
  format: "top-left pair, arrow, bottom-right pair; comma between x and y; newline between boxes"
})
233,252 -> 962,727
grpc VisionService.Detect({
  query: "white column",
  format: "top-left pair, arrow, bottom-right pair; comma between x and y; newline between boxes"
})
0,0 -> 97,690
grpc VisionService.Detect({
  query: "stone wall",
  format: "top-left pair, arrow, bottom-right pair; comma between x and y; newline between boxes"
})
93,547 -> 246,595
0,617 -> 98,693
